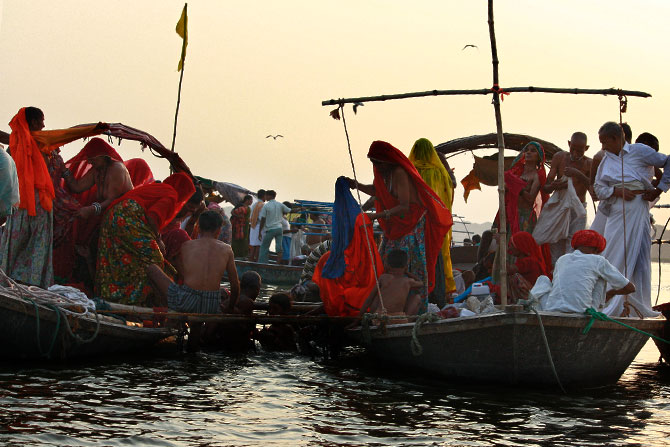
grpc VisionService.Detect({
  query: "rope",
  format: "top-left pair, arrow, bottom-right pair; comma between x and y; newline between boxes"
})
337,103 -> 386,314
518,298 -> 566,393
0,269 -> 102,353
582,307 -> 670,345
410,312 -> 440,356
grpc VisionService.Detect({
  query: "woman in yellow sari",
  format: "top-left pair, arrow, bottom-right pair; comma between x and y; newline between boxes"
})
409,138 -> 456,302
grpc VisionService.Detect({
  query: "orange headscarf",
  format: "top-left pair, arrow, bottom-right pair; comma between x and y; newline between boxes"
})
9,108 -> 55,215
571,230 -> 606,253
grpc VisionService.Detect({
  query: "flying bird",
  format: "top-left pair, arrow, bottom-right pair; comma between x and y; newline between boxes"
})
266,135 -> 284,140
353,102 -> 364,114
462,44 -> 478,50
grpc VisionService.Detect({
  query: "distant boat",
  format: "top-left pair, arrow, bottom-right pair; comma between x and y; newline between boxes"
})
234,260 -> 303,286
348,309 -> 665,387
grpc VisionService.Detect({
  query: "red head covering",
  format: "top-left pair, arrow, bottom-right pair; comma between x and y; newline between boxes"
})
9,108 -> 55,215
510,231 -> 550,277
124,158 -> 154,187
108,172 -> 195,232
367,140 -> 452,293
571,230 -> 606,253
65,137 -> 123,180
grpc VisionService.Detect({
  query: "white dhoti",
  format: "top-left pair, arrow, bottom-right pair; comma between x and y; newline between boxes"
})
600,195 -> 659,317
532,178 -> 587,265
590,203 -> 607,235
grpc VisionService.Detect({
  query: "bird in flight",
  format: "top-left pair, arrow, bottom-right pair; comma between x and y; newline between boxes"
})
266,135 -> 283,140
353,102 -> 364,114
462,44 -> 478,50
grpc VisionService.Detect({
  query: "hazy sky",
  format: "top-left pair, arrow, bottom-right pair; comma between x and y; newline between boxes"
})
2,0 -> 670,227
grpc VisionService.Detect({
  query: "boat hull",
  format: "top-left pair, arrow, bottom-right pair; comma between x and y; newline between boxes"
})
0,290 -> 174,361
350,310 -> 664,387
652,302 -> 670,365
234,260 -> 302,286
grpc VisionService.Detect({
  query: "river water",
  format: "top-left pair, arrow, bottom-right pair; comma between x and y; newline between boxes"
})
0,270 -> 669,446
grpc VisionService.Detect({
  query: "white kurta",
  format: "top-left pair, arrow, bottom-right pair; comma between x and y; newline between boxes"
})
593,143 -> 670,317
532,249 -> 629,314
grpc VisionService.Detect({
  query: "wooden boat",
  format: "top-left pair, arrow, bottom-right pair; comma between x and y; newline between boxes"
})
0,289 -> 175,361
348,306 -> 666,387
652,302 -> 670,365
234,259 -> 303,286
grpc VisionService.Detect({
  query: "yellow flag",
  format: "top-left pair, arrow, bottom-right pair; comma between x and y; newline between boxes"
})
176,4 -> 188,71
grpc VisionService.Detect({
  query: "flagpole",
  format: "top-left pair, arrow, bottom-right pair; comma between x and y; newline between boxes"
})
171,3 -> 188,173
171,58 -> 186,154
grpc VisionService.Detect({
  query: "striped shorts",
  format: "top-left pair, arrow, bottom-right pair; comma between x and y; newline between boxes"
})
167,283 -> 222,314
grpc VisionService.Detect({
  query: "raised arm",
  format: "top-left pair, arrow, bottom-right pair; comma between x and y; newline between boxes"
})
344,177 -> 376,196
64,167 -> 96,194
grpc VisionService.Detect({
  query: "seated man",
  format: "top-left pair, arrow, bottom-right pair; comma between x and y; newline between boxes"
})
359,249 -> 423,323
256,292 -> 297,352
147,210 -> 240,314
531,230 -> 634,314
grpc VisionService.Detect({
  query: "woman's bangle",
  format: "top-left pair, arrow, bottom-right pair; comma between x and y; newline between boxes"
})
384,209 -> 391,219
92,202 -> 102,215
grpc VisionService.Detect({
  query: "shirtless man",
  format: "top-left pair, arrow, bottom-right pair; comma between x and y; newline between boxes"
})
358,249 -> 424,323
61,139 -> 133,219
538,132 -> 592,262
147,210 -> 240,314
543,132 -> 593,204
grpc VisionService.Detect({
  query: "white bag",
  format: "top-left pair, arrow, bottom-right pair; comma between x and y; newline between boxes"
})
532,177 -> 586,245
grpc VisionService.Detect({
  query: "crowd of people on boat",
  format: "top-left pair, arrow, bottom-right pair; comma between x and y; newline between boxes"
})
0,107 -> 666,352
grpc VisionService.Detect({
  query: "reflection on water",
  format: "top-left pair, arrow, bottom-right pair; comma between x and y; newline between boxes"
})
0,342 -> 668,446
0,278 -> 669,445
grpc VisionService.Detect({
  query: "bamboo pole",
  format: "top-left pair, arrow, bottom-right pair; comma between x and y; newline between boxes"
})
96,309 -> 360,325
321,87 -> 650,106
488,0 -> 507,307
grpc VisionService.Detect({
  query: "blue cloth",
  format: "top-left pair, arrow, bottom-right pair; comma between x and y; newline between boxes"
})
453,276 -> 492,303
282,235 -> 292,261
321,177 -> 360,279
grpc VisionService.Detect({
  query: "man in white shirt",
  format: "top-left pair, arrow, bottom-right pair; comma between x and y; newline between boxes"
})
532,230 -> 634,314
258,190 -> 291,264
592,121 -> 670,317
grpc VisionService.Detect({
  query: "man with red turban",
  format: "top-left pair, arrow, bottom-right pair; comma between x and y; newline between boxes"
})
530,230 -> 634,314
345,140 -> 452,313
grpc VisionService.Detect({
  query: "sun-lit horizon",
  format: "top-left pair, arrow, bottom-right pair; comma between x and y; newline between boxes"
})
2,0 -> 670,226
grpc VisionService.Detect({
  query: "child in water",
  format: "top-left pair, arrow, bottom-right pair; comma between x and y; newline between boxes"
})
359,249 -> 423,323
256,293 -> 297,351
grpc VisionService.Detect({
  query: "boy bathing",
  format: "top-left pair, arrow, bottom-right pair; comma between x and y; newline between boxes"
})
359,249 -> 423,323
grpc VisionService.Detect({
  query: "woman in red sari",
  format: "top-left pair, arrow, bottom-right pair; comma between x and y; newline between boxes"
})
507,231 -> 550,302
346,141 -> 452,313
95,172 -> 195,306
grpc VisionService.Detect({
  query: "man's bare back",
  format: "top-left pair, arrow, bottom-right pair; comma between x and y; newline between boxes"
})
378,273 -> 420,314
100,161 -> 133,201
180,238 -> 235,292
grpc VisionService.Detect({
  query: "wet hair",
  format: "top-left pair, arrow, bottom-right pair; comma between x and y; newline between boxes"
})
386,249 -> 408,269
621,122 -> 632,143
240,271 -> 261,290
283,201 -> 292,208
472,234 -> 481,244
188,184 -> 204,205
598,121 -> 623,139
269,292 -> 292,313
24,107 -> 44,125
571,131 -> 587,143
198,210 -> 223,232
266,190 -> 277,199
257,189 -> 266,199
635,132 -> 659,151
235,194 -> 253,209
